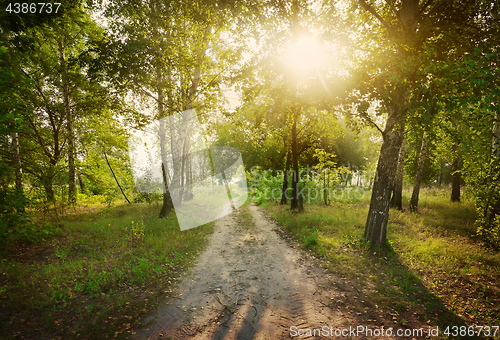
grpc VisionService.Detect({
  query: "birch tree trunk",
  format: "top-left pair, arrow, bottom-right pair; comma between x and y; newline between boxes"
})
281,149 -> 291,204
11,132 -> 25,212
78,172 -> 86,194
361,0 -> 418,248
150,0 -> 174,218
487,110 -> 500,224
390,134 -> 405,210
450,142 -> 461,202
58,38 -> 76,204
290,116 -> 300,211
364,105 -> 405,247
437,160 -> 443,188
159,117 -> 174,218
409,132 -> 428,212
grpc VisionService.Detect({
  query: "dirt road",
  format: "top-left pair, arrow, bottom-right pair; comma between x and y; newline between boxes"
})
132,204 -> 391,339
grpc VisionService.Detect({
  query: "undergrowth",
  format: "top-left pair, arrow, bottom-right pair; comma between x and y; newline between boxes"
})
0,202 -> 214,340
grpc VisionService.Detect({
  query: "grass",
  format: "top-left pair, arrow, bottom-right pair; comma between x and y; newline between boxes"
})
260,186 -> 500,330
0,201 -> 214,339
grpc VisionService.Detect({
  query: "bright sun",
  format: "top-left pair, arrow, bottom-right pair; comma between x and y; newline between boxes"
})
286,36 -> 325,74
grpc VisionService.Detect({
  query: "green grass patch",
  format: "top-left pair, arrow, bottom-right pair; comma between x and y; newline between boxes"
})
261,187 -> 500,328
0,202 -> 214,339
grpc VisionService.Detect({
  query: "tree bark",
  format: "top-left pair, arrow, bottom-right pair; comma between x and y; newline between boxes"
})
11,132 -> 25,212
409,132 -> 428,212
437,159 -> 443,188
178,137 -> 188,203
42,173 -> 56,202
390,133 -> 405,210
486,110 -> 500,224
363,105 -> 405,248
450,142 -> 461,202
159,162 -> 173,218
158,84 -> 174,217
150,0 -> 174,218
290,116 -> 300,211
323,168 -> 328,206
78,172 -> 86,194
58,38 -> 77,205
168,112 -> 191,206
280,149 -> 291,204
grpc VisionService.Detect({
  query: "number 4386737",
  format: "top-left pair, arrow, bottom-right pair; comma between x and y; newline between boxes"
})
6,3 -> 61,14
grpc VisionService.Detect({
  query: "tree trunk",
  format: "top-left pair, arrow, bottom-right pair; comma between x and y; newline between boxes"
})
58,39 -> 76,205
390,133 -> 405,210
159,163 -> 173,218
168,112 -> 191,206
409,132 -> 428,212
360,0 -> 420,249
486,110 -> 500,224
437,159 -> 443,188
178,137 -> 188,203
78,172 -> 86,194
158,91 -> 174,217
324,168 -> 328,206
11,132 -> 25,212
281,150 -> 291,204
290,116 -> 300,211
363,105 -> 405,248
450,142 -> 461,202
150,0 -> 174,218
42,174 -> 55,202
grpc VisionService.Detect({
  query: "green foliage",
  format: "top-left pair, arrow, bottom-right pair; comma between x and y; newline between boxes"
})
133,192 -> 162,205
476,215 -> 500,250
473,173 -> 500,249
249,165 -> 365,208
0,188 -> 31,245
0,187 -> 61,246
247,167 -> 283,205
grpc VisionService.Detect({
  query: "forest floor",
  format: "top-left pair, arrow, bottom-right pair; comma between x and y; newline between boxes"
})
132,202 -> 441,340
2,191 -> 499,339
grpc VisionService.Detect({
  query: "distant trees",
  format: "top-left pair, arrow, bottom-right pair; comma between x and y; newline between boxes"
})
1,2 -> 132,213
100,0 -> 248,218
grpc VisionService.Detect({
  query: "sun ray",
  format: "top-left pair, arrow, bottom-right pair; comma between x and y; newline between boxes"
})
286,35 -> 325,74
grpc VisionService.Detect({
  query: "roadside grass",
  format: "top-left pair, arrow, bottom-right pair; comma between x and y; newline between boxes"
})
236,197 -> 254,228
260,187 -> 500,330
0,202 -> 214,340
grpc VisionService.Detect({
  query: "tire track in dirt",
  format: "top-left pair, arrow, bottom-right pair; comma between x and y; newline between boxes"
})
132,203 -> 398,339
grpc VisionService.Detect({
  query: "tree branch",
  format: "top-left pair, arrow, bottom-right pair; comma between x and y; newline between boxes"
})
385,0 -> 398,18
362,114 -> 385,135
103,146 -> 131,204
359,0 -> 392,30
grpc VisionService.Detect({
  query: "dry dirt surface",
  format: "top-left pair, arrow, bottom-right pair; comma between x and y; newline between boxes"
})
133,203 -> 428,340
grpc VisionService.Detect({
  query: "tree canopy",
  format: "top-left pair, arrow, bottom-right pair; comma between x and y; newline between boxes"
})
1,0 -> 499,248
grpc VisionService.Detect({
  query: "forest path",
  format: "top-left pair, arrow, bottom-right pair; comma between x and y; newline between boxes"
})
133,203 -> 375,340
